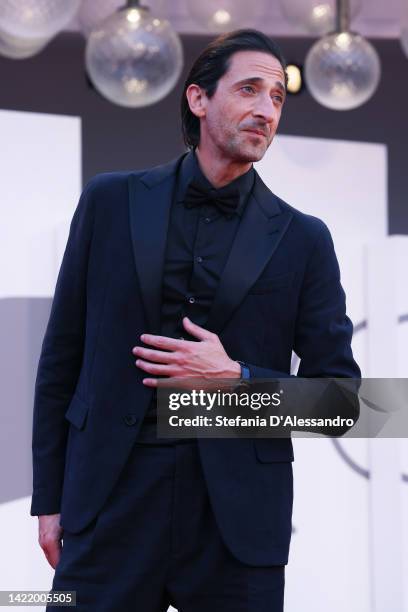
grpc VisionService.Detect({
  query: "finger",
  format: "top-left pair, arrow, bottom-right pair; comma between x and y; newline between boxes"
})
142,378 -> 157,387
182,317 -> 214,341
135,359 -> 175,376
144,377 -> 197,391
44,540 -> 62,570
132,346 -> 179,364
155,376 -> 189,388
139,334 -> 184,351
148,377 -> 229,392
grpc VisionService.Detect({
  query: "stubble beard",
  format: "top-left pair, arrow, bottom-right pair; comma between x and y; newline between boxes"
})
219,128 -> 270,163
205,113 -> 271,163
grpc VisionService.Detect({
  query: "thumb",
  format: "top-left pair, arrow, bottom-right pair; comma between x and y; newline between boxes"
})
45,537 -> 62,570
182,317 -> 213,341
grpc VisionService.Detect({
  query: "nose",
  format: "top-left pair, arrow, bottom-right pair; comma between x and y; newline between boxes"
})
253,94 -> 276,125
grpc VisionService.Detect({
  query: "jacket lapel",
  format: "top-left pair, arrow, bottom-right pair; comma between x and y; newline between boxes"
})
129,155 -> 293,337
206,172 -> 293,335
128,152 -> 187,334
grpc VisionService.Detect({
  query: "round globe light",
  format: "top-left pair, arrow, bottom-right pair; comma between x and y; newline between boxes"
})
305,31 -> 381,110
85,6 -> 183,108
186,0 -> 269,32
281,0 -> 362,36
78,0 -> 124,37
401,26 -> 408,59
78,0 -> 165,37
0,27 -> 48,58
0,0 -> 81,40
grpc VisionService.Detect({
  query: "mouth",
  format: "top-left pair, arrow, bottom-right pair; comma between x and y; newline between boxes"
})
243,129 -> 267,138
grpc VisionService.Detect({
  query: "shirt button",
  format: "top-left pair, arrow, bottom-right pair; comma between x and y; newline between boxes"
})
196,256 -> 203,263
188,296 -> 195,304
204,217 -> 211,223
123,414 -> 139,427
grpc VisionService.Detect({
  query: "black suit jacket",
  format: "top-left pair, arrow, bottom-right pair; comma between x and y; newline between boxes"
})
31,151 -> 361,566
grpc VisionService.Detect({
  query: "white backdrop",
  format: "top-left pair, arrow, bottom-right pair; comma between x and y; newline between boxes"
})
0,108 -> 81,610
0,118 -> 406,611
256,134 -> 407,612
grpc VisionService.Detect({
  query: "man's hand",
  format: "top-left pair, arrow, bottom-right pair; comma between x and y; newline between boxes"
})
132,317 -> 241,388
38,514 -> 63,569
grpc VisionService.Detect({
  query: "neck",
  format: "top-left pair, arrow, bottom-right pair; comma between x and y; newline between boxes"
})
195,144 -> 252,189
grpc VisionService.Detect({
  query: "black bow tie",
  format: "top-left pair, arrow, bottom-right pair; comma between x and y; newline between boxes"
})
184,178 -> 241,216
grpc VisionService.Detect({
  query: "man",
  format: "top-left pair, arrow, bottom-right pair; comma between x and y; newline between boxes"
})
31,29 -> 361,611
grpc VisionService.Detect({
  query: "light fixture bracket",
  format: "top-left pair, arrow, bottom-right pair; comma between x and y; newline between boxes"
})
117,0 -> 150,14
336,0 -> 350,32
127,0 -> 149,8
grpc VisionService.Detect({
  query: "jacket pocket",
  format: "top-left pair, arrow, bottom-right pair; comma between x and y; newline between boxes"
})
65,394 -> 90,431
254,438 -> 294,462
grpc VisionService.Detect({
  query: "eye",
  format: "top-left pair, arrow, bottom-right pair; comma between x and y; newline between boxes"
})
273,94 -> 284,104
240,85 -> 256,94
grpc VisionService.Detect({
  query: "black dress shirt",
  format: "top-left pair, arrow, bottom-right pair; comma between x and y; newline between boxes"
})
136,148 -> 255,443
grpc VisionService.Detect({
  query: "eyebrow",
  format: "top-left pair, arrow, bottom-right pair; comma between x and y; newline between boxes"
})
234,76 -> 286,98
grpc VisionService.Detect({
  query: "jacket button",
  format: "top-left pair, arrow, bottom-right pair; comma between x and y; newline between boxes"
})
123,414 -> 139,426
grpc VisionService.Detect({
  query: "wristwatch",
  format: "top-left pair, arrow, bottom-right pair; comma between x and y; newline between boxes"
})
236,360 -> 251,381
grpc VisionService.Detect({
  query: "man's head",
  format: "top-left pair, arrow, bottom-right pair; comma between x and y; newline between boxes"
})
181,29 -> 288,164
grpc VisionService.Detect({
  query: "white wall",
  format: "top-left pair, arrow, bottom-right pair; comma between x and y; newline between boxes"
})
256,134 -> 407,612
0,108 -> 81,610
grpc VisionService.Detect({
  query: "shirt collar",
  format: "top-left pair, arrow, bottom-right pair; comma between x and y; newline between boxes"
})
177,148 -> 255,217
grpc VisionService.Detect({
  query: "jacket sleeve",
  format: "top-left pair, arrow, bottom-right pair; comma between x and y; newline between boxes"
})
30,179 -> 96,516
246,221 -> 361,380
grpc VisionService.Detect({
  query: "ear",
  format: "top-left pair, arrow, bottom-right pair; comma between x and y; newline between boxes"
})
185,83 -> 207,119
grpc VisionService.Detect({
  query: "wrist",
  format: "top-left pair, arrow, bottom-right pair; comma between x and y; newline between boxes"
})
228,360 -> 242,379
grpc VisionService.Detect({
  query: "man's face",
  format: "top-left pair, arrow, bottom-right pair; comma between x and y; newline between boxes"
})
199,50 -> 286,163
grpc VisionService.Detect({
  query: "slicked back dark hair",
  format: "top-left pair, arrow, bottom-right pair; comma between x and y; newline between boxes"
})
181,29 -> 287,149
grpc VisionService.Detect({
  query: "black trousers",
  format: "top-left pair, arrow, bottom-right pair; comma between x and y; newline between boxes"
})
49,439 -> 285,611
